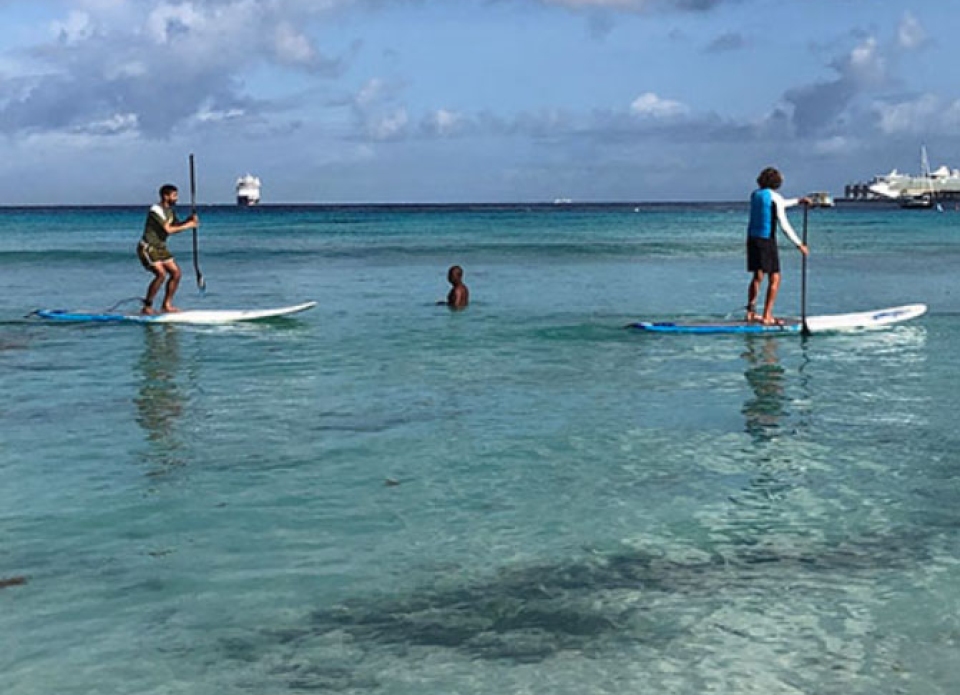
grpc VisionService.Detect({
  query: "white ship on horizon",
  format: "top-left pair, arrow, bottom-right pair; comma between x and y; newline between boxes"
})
867,146 -> 960,201
236,174 -> 261,206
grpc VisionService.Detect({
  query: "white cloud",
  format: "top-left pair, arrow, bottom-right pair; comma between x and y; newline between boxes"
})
51,11 -> 95,44
629,92 -> 689,119
785,33 -> 894,137
105,61 -> 149,80
897,12 -> 927,50
356,78 -> 387,108
845,37 -> 886,85
368,108 -> 409,140
875,94 -> 960,135
426,108 -> 465,136
194,104 -> 246,123
273,21 -> 317,66
145,2 -> 205,45
0,0 -> 344,138
813,135 -> 854,156
80,112 -> 139,135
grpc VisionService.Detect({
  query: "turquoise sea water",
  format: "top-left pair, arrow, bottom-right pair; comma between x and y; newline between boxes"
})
2,203 -> 960,694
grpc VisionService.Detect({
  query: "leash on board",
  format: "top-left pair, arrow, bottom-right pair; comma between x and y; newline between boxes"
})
103,297 -> 147,313
189,153 -> 206,293
24,297 -> 143,319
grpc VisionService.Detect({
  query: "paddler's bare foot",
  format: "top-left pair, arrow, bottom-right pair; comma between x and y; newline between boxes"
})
161,305 -> 181,314
141,306 -> 156,316
746,311 -> 760,323
761,316 -> 785,327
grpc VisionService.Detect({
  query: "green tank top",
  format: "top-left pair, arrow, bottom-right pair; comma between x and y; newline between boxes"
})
142,205 -> 174,247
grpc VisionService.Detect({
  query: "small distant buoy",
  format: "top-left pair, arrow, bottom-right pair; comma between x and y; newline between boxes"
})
0,576 -> 28,589
384,478 -> 400,487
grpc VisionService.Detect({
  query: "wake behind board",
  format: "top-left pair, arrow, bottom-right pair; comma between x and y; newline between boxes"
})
33,301 -> 317,325
631,303 -> 926,335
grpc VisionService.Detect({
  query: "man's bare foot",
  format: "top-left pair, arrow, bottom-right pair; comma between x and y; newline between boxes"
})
746,311 -> 760,323
761,316 -> 785,327
160,305 -> 181,313
141,306 -> 156,316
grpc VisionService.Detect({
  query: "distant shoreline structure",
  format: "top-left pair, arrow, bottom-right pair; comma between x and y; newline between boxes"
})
844,147 -> 960,203
2,201 -> 762,212
2,198 -> 950,211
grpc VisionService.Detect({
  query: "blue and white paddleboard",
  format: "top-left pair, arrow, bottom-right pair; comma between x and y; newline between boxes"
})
631,303 -> 927,335
33,301 -> 317,325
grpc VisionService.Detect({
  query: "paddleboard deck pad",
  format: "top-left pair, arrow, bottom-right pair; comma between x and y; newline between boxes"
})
631,304 -> 926,335
32,301 -> 317,325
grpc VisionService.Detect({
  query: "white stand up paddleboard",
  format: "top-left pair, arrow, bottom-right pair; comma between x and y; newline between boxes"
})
33,301 -> 317,325
631,304 -> 927,335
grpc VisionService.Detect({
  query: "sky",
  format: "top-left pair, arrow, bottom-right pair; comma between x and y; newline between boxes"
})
1,0 -> 959,204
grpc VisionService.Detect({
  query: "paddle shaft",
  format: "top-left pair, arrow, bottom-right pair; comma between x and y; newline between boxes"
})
801,204 -> 809,335
189,154 -> 206,291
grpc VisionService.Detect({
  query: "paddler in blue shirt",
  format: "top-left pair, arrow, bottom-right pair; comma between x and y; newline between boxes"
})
746,167 -> 810,326
137,184 -> 198,315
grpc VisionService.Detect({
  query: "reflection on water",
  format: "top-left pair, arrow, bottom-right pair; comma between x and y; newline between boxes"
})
741,336 -> 787,443
134,325 -> 185,471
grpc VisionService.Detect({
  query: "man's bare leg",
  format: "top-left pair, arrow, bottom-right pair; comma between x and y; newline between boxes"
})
761,272 -> 783,325
160,261 -> 182,313
143,266 -> 167,315
746,271 -> 763,322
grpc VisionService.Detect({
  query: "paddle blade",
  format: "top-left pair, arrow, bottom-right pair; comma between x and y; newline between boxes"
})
191,225 -> 205,293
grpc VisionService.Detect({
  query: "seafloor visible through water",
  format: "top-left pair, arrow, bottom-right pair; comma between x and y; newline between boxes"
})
2,203 -> 959,694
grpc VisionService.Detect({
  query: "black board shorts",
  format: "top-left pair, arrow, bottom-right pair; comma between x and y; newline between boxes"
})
746,236 -> 779,274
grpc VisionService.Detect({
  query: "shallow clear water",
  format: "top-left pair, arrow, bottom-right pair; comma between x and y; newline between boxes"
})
2,203 -> 960,694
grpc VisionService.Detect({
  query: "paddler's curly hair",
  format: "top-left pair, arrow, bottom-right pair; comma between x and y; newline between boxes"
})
757,167 -> 783,190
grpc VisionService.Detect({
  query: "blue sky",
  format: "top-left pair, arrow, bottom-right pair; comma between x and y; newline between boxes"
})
1,0 -> 958,204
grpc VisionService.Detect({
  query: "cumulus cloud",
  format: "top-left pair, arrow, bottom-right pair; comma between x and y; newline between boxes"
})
843,36 -> 887,85
630,92 -> 689,119
273,21 -> 320,66
367,108 -> 409,141
783,36 -> 888,137
355,78 -> 391,109
812,135 -> 855,156
348,77 -> 414,141
51,10 -> 96,44
0,0 -> 347,138
0,0 -> 739,143
897,12 -> 927,50
422,109 -> 468,137
875,94 -> 960,136
80,112 -> 139,135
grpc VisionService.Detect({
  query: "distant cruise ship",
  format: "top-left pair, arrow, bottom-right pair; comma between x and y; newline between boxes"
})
236,174 -> 261,206
867,147 -> 960,200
